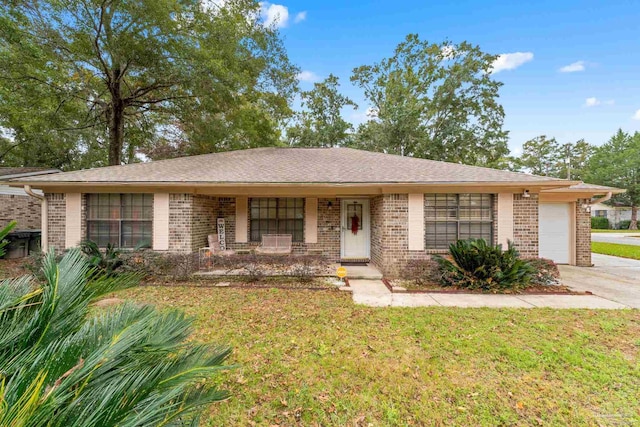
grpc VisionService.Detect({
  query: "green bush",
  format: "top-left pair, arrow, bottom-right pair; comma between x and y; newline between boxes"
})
591,216 -> 610,229
617,220 -> 631,230
0,249 -> 231,426
434,239 -> 535,292
0,221 -> 16,258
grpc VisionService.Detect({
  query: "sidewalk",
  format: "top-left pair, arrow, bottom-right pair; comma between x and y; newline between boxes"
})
348,279 -> 630,309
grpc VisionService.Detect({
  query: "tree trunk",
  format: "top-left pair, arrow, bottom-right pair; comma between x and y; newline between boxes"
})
630,205 -> 638,230
107,80 -> 124,166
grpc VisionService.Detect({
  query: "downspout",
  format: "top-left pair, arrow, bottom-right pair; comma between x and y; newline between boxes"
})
24,185 -> 48,253
589,191 -> 613,206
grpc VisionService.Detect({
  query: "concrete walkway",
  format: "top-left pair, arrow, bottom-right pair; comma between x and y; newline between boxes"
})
349,279 -> 630,309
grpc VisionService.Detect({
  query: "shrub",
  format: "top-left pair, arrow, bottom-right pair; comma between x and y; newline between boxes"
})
434,239 -> 535,292
404,258 -> 443,286
591,216 -> 610,229
121,250 -> 200,281
527,257 -> 560,286
0,221 -> 16,258
0,249 -> 231,426
617,220 -> 631,230
80,240 -> 124,275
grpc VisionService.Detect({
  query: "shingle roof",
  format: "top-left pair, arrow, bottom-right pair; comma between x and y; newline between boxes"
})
546,182 -> 626,194
12,147 -> 572,185
0,167 -> 59,179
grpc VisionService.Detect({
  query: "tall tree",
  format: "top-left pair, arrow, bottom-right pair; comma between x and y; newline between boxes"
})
515,135 -> 562,176
350,34 -> 509,166
558,139 -> 594,180
585,129 -> 640,229
286,74 -> 358,147
0,0 -> 299,168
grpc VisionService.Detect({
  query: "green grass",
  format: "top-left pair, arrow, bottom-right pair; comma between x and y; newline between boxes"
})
591,229 -> 640,233
592,242 -> 640,260
116,286 -> 640,426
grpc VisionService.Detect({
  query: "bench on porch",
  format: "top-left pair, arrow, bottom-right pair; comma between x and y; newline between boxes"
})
255,234 -> 293,255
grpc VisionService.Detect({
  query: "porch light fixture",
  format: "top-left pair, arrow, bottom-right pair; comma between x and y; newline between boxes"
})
522,189 -> 531,198
327,201 -> 333,209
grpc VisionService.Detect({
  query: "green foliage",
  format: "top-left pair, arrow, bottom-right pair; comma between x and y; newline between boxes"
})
434,239 -> 535,291
350,34 -> 509,167
585,129 -> 640,229
617,220 -> 631,230
591,216 -> 610,230
513,136 -> 594,179
1,0 -> 299,168
0,221 -> 16,258
0,249 -> 231,426
79,240 -> 124,276
286,74 -> 358,147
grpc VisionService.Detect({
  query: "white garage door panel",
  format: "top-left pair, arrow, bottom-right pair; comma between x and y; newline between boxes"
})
539,203 -> 571,264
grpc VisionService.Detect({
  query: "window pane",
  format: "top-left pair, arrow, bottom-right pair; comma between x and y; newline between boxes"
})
121,220 -> 152,248
426,221 -> 457,249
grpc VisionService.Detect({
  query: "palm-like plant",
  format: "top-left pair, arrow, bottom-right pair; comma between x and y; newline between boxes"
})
0,221 -> 16,258
0,249 -> 231,426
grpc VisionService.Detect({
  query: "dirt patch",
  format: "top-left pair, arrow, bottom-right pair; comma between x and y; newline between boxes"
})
141,276 -> 340,291
0,258 -> 32,280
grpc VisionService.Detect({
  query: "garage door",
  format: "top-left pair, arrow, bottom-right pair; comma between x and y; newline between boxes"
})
539,203 -> 571,264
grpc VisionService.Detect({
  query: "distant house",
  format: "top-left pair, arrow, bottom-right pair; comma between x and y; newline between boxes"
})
0,167 -> 60,230
591,202 -> 632,229
1,148 -> 624,274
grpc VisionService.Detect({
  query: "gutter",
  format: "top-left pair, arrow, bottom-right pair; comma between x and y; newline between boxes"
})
23,185 -> 48,253
590,191 -> 613,206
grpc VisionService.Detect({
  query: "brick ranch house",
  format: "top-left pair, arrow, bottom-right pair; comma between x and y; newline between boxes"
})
2,148 -> 623,276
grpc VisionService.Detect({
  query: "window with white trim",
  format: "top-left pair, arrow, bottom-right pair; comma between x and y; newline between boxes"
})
425,194 -> 493,249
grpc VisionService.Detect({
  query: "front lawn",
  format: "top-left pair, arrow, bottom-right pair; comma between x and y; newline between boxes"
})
591,229 -> 640,233
591,241 -> 640,260
117,286 -> 639,426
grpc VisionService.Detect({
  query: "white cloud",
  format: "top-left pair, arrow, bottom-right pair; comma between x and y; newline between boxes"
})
297,70 -> 320,82
633,109 -> 640,120
294,11 -> 307,23
491,52 -> 534,74
584,97 -> 600,107
260,2 -> 289,28
559,61 -> 585,73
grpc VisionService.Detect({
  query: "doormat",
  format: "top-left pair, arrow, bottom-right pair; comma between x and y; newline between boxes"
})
340,259 -> 369,266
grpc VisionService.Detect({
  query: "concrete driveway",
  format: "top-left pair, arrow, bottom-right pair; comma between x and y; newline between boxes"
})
559,253 -> 640,308
591,232 -> 640,246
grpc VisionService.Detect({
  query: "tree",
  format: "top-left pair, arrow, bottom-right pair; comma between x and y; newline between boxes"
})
585,129 -> 640,229
0,0 -> 299,168
515,135 -> 562,176
514,136 -> 594,180
286,74 -> 358,147
350,34 -> 509,166
0,249 -> 231,425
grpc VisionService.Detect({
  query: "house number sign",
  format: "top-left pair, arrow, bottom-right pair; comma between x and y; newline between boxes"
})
217,218 -> 226,251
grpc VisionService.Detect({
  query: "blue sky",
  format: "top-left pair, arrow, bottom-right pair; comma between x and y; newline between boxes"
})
260,0 -> 640,154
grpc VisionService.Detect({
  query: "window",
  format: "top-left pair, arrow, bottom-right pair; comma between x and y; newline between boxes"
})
250,198 -> 304,242
595,210 -> 607,218
87,194 -> 153,248
425,194 -> 493,249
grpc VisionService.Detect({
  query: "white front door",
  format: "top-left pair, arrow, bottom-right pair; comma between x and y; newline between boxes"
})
539,202 -> 572,264
341,199 -> 370,259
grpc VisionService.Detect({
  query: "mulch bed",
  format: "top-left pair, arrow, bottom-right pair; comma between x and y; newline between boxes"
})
383,278 -> 590,295
141,277 -> 340,291
0,259 -> 32,280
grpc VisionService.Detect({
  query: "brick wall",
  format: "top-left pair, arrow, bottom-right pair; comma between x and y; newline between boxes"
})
513,193 -> 539,258
0,194 -> 41,230
191,195 -> 216,251
168,194 -> 192,252
46,193 -> 65,252
576,199 -> 592,266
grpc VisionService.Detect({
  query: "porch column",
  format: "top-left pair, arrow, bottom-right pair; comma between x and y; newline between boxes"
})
153,193 -> 170,250
407,193 -> 424,250
235,197 -> 248,243
65,193 -> 82,249
305,198 -> 318,243
497,193 -> 514,247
